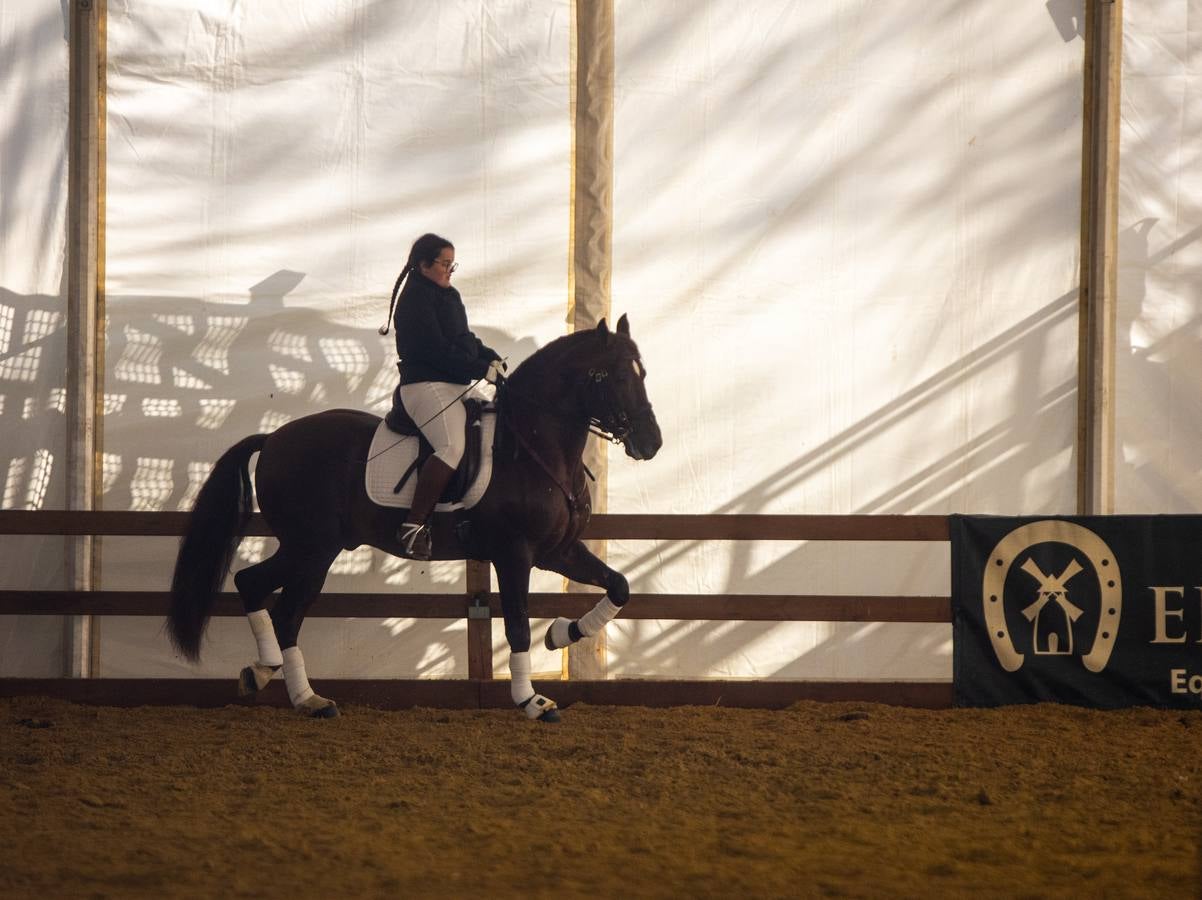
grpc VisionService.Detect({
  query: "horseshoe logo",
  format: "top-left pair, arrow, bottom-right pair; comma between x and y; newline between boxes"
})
982,521 -> 1121,674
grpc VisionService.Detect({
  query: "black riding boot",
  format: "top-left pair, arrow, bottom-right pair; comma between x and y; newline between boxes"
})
397,457 -> 457,560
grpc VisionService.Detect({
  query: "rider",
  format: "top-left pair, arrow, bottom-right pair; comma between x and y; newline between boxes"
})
380,233 -> 504,560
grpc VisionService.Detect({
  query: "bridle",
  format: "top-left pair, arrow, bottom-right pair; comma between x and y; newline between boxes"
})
581,365 -> 653,446
497,362 -> 652,513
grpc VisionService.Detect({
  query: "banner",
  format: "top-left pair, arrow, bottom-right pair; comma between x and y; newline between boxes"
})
952,515 -> 1202,708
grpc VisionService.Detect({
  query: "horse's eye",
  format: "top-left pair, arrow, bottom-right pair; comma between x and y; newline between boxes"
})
631,359 -> 644,378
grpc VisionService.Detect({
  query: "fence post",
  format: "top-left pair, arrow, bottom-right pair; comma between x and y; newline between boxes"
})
466,560 -> 492,680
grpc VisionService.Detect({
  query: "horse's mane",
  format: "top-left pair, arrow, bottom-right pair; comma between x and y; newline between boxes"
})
509,327 -> 635,385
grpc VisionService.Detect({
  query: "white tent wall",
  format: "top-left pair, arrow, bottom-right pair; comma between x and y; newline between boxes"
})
0,3 -> 71,675
11,2 -> 1131,683
603,2 -> 1085,678
1116,2 -> 1202,511
100,1 -> 571,677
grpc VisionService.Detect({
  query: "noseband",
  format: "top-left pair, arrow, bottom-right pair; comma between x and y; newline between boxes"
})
582,367 -> 652,446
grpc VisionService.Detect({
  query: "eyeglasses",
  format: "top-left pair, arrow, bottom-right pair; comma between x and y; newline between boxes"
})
433,260 -> 458,274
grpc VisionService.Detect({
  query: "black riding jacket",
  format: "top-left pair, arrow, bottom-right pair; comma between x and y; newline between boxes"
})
393,272 -> 498,385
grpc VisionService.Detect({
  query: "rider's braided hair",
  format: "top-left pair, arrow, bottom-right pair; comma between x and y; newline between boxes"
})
378,232 -> 454,335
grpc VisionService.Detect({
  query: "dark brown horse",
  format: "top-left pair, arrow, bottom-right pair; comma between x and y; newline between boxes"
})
167,315 -> 661,721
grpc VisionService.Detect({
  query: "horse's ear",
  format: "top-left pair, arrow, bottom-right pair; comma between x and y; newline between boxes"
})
595,318 -> 609,333
616,314 -> 630,335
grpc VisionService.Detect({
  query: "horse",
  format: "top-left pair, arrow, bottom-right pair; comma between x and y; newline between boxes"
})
166,315 -> 662,722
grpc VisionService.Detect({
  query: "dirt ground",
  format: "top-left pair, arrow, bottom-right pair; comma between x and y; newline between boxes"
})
1,696 -> 1199,899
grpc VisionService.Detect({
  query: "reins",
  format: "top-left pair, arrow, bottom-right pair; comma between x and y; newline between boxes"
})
496,366 -> 646,512
496,379 -> 588,512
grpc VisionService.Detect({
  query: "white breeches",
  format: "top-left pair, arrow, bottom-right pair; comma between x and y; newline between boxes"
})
399,381 -> 467,468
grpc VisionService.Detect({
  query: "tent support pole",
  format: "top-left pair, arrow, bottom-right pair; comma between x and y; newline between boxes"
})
1077,0 -> 1123,514
65,0 -> 105,676
566,0 -> 615,680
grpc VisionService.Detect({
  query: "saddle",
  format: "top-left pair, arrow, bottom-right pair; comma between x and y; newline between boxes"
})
384,386 -> 486,504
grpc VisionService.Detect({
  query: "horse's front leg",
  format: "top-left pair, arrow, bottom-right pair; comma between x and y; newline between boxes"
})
538,539 -> 628,651
493,549 -> 561,723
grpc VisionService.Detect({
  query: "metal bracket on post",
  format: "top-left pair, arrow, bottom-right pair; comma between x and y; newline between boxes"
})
467,593 -> 491,620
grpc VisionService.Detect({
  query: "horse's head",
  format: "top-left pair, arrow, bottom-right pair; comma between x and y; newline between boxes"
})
583,315 -> 663,461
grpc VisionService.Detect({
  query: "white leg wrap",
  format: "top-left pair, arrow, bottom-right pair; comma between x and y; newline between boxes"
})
509,651 -> 533,705
577,596 -> 620,638
282,646 -> 315,707
509,651 -> 557,719
248,609 -> 283,667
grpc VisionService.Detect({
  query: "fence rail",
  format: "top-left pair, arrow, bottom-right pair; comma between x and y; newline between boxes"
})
0,510 -> 950,540
0,511 -> 954,709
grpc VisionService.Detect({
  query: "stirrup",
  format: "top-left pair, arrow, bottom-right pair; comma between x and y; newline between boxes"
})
397,522 -> 432,560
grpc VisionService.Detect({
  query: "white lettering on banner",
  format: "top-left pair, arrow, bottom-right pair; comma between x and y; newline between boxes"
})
1150,587 -> 1188,644
1169,669 -> 1202,695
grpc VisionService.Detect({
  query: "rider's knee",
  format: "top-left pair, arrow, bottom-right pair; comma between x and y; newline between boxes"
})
433,438 -> 465,469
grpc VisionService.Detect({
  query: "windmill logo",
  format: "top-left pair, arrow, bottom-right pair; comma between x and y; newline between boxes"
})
1019,558 -> 1085,655
982,521 -> 1122,674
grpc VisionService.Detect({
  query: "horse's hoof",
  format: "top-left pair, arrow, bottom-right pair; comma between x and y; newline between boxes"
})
544,617 -> 574,651
298,702 -> 339,719
521,693 -> 559,722
296,694 -> 340,718
238,662 -> 279,697
237,667 -> 258,697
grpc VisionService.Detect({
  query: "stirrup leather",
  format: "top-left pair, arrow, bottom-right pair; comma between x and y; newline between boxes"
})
398,522 -> 432,560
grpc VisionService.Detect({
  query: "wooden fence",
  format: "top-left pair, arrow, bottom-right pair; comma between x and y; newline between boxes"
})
0,511 -> 954,709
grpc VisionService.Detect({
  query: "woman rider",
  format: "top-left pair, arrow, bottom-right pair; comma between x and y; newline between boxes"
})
380,233 -> 504,560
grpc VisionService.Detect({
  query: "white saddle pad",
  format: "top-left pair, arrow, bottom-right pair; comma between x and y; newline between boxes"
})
364,407 -> 497,511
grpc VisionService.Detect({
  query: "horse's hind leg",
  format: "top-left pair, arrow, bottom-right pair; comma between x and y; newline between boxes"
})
235,550 -> 289,612
234,550 -> 289,697
538,539 -> 628,651
272,548 -> 340,718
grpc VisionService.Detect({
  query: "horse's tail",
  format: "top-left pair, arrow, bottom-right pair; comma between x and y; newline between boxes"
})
168,433 -> 267,662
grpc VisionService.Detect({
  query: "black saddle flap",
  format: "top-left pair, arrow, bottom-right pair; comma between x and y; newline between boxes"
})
384,385 -> 421,435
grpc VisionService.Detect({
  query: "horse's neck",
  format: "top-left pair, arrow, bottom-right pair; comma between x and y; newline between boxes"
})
504,375 -> 589,474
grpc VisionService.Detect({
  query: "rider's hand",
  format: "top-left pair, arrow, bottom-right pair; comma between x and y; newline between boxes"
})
485,359 -> 506,384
